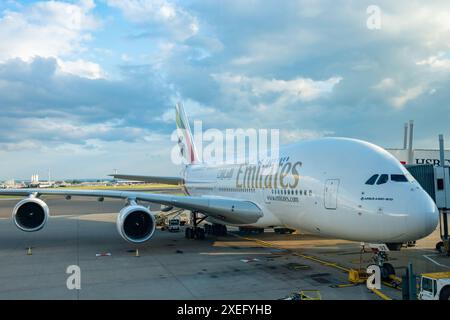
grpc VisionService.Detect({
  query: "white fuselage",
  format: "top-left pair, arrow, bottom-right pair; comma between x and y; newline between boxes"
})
183,138 -> 439,243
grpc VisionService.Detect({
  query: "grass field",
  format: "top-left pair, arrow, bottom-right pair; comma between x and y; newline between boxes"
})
0,184 -> 183,198
59,183 -> 180,190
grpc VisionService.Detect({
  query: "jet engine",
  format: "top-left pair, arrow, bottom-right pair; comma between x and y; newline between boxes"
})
116,205 -> 156,244
13,197 -> 49,232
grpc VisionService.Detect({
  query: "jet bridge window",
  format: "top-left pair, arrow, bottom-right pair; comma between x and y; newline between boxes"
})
437,179 -> 444,190
376,174 -> 389,185
365,174 -> 379,185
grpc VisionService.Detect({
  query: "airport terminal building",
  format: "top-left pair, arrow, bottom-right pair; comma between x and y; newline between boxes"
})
386,121 -> 450,166
387,148 -> 450,166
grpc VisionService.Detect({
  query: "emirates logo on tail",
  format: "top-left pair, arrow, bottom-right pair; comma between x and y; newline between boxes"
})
171,102 -> 280,166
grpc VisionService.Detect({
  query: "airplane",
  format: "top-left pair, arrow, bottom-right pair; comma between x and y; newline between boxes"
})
0,103 -> 439,278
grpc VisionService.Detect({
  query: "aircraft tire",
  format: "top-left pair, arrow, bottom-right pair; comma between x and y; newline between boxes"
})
195,228 -> 205,240
185,227 -> 193,239
436,241 -> 444,252
221,225 -> 227,236
381,263 -> 395,280
439,286 -> 450,300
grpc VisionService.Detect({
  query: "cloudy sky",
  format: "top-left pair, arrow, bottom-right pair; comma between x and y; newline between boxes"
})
1,0 -> 450,180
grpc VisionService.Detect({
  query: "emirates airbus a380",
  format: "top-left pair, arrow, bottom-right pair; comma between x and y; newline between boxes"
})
0,103 -> 438,259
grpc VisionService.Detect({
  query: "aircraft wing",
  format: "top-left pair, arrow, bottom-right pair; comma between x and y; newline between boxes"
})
0,189 -> 263,225
109,174 -> 183,185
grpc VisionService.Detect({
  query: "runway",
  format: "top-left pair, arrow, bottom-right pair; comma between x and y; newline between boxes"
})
0,194 -> 448,300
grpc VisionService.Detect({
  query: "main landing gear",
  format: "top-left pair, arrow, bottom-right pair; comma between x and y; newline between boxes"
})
184,211 -> 227,240
184,211 -> 206,240
185,225 -> 205,240
206,223 -> 227,236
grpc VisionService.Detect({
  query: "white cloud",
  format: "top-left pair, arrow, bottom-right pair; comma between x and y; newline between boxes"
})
0,140 -> 42,152
280,129 -> 334,143
230,56 -> 259,66
7,117 -> 122,142
0,115 -> 154,148
0,1 -> 104,79
383,4 -> 450,50
57,59 -> 105,79
0,0 -> 99,61
106,0 -> 199,41
156,99 -> 216,123
390,85 -> 425,109
417,53 -> 450,71
373,78 -> 395,90
212,73 -> 342,107
121,53 -> 131,62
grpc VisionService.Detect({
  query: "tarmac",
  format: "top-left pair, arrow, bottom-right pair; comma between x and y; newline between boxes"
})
0,195 -> 448,300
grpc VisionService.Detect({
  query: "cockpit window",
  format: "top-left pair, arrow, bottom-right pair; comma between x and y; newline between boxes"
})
391,174 -> 408,182
365,174 -> 379,185
376,174 -> 389,185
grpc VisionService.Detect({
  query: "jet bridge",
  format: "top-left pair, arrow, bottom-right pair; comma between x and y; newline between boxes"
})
405,135 -> 450,255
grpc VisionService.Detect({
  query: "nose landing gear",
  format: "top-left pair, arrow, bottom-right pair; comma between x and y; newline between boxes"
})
364,244 -> 397,281
373,251 -> 396,280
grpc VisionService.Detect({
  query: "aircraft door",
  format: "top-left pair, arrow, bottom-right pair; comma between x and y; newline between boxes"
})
324,179 -> 339,210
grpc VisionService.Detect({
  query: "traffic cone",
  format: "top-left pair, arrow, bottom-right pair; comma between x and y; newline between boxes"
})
135,249 -> 140,257
27,247 -> 32,255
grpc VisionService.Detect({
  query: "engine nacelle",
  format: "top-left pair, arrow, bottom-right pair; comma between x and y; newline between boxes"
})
13,197 -> 49,232
117,205 -> 156,244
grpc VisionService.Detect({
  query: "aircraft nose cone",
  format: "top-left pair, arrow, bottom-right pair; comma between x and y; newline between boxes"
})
426,202 -> 439,235
408,189 -> 439,239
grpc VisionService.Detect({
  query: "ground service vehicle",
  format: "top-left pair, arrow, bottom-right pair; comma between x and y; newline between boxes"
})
418,272 -> 450,300
167,218 -> 180,232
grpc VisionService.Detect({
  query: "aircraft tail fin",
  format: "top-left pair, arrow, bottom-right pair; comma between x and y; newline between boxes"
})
175,102 -> 199,164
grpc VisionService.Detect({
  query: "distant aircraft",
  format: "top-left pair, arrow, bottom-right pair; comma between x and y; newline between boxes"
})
0,103 -> 438,277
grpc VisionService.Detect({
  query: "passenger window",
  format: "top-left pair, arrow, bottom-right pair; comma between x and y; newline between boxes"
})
365,174 -> 379,185
376,174 -> 389,185
391,174 -> 408,182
